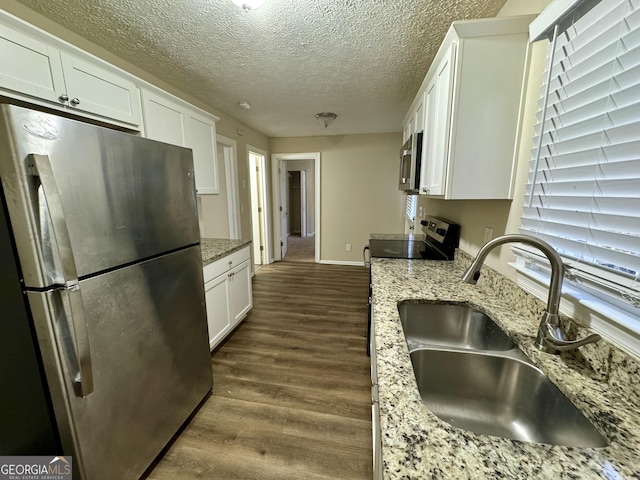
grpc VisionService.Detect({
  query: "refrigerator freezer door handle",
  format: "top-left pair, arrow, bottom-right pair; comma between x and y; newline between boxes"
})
60,284 -> 94,397
28,154 -> 79,285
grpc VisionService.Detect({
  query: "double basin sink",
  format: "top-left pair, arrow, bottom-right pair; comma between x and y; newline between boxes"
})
398,302 -> 607,448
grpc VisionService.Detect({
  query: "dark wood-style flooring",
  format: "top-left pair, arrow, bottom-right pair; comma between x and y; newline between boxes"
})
146,261 -> 373,479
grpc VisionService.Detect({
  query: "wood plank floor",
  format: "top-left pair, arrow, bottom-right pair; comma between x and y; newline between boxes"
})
146,261 -> 373,480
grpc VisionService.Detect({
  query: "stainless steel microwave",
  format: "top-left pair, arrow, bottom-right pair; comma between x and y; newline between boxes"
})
399,131 -> 423,193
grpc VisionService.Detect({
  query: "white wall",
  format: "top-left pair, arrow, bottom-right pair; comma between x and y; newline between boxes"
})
270,133 -> 404,263
199,143 -> 230,238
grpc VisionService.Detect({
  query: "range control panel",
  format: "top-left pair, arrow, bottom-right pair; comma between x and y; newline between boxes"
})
421,216 -> 460,248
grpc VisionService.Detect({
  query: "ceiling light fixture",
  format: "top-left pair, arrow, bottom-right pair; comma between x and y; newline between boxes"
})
315,112 -> 337,128
231,0 -> 265,12
238,101 -> 252,110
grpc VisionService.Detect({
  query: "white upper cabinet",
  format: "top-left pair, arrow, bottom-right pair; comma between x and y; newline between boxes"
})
404,15 -> 536,199
421,43 -> 455,196
0,10 -> 221,192
141,88 -> 220,194
186,110 -> 219,194
0,15 -> 141,128
141,89 -> 187,146
58,52 -> 140,126
0,22 -> 65,104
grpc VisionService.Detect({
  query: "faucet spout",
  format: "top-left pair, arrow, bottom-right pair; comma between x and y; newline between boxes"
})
462,234 -> 600,353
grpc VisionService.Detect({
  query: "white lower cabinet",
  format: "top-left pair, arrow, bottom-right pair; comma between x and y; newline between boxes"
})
203,246 -> 253,351
204,271 -> 231,350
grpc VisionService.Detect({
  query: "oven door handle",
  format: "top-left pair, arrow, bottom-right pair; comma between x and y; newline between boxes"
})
363,245 -> 371,267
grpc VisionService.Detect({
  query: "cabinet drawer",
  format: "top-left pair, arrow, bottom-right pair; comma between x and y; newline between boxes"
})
203,245 -> 251,282
226,246 -> 251,269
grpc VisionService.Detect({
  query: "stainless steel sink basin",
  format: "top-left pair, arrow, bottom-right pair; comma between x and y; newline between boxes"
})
409,349 -> 608,448
398,303 -> 515,351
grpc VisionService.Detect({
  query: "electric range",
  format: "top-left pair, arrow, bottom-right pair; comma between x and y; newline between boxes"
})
365,216 -> 460,355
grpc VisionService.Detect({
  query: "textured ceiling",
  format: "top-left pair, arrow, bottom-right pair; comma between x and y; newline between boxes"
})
14,0 -> 508,137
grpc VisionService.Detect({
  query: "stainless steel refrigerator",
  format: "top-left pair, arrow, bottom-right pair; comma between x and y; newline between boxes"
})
0,104 -> 213,478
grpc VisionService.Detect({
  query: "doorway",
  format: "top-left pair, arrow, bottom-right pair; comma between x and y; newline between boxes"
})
271,153 -> 320,263
288,171 -> 305,237
248,146 -> 270,267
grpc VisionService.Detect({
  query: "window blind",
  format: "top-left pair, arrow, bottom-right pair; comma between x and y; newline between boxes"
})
405,194 -> 417,222
520,0 -> 640,305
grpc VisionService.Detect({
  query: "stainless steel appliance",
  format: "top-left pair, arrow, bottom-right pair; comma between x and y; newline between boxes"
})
398,132 -> 423,193
364,216 -> 460,355
0,105 -> 213,478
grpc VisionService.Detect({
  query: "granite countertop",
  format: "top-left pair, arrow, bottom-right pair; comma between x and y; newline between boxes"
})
200,238 -> 251,266
371,255 -> 640,479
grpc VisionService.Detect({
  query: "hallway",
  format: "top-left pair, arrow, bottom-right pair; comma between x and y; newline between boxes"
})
283,234 -> 315,263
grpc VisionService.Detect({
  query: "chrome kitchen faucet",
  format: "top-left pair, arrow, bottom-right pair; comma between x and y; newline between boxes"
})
462,234 -> 601,353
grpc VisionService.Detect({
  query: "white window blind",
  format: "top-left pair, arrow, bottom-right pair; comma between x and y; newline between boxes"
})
520,0 -> 640,310
405,194 -> 417,222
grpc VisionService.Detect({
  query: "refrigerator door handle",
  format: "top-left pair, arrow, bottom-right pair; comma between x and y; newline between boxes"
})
28,153 -> 79,284
29,154 -> 94,397
60,284 -> 94,397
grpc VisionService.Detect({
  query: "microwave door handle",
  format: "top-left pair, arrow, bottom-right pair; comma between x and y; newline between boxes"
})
29,154 -> 94,397
399,154 -> 409,184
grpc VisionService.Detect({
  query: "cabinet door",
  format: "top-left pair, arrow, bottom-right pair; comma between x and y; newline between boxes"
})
424,44 -> 455,196
204,272 -> 231,351
186,110 -> 219,194
0,23 -> 66,104
228,260 -> 252,326
421,78 -> 437,194
141,89 -> 187,147
413,94 -> 425,133
59,51 -> 141,126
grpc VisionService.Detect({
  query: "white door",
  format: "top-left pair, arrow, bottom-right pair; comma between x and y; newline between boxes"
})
248,148 -> 271,265
279,160 -> 289,258
249,154 -> 263,264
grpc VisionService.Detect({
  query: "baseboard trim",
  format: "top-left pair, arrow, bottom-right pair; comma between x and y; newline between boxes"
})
319,260 -> 366,267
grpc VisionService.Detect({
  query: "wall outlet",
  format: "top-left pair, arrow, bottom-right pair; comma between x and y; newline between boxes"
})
484,227 -> 494,244
346,243 -> 352,252
240,204 -> 245,214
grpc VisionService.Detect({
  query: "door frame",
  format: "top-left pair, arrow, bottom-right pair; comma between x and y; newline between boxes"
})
216,134 -> 241,239
271,152 -> 321,263
247,145 -> 271,264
